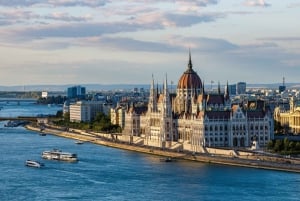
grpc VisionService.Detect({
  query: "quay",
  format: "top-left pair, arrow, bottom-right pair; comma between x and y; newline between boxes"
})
26,124 -> 300,173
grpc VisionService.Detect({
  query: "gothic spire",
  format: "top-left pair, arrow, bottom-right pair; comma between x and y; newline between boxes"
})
225,80 -> 230,100
188,48 -> 192,70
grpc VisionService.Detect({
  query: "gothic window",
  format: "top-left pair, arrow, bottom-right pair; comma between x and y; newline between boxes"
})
215,126 -> 218,131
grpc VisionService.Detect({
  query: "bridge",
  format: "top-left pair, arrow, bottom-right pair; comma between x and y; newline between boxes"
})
0,116 -> 38,122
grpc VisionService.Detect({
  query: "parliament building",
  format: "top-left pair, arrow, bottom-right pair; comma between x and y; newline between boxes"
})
120,53 -> 274,152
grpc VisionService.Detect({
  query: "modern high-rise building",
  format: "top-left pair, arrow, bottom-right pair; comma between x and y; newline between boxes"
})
228,84 -> 237,96
236,82 -> 246,95
67,85 -> 86,100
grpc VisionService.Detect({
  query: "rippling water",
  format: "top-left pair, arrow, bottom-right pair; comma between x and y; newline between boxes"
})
0,101 -> 300,201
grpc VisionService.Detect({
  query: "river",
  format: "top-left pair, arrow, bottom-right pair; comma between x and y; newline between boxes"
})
0,101 -> 300,201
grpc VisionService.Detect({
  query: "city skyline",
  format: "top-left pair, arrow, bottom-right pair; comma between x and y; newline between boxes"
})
0,0 -> 300,86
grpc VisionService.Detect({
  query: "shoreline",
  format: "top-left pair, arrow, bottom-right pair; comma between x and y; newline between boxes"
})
26,125 -> 300,173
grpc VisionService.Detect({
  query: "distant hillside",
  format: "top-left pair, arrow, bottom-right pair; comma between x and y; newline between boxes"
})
0,83 -> 299,92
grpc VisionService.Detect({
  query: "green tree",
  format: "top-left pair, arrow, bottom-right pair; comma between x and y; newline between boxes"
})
283,137 -> 289,152
288,141 -> 296,151
267,140 -> 274,150
296,142 -> 300,151
274,139 -> 283,152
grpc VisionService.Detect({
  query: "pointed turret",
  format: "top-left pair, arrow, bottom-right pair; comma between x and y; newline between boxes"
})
163,74 -> 171,117
188,48 -> 192,70
225,81 -> 230,101
148,74 -> 157,112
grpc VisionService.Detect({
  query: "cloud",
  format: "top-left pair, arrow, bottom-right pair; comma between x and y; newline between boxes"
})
45,12 -> 92,22
5,11 -> 224,41
0,9 -> 93,26
0,0 -> 109,7
258,37 -> 300,41
287,3 -> 300,8
244,0 -> 271,7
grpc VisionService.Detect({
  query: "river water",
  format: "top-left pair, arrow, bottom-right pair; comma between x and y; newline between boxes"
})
0,100 -> 300,201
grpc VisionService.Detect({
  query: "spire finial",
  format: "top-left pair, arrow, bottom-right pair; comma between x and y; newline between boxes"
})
188,48 -> 192,70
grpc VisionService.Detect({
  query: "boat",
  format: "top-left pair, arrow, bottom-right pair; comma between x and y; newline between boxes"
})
160,157 -> 175,162
41,149 -> 78,162
75,140 -> 84,144
25,160 -> 44,168
39,132 -> 46,136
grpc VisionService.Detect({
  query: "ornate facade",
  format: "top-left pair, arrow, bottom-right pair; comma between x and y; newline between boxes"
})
122,53 -> 274,152
274,97 -> 300,134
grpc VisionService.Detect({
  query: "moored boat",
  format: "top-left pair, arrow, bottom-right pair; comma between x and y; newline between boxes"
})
25,160 -> 44,168
160,157 -> 176,162
42,149 -> 78,162
75,140 -> 84,144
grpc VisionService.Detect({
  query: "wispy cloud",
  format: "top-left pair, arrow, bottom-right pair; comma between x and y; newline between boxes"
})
0,0 -> 109,7
45,12 -> 92,22
258,37 -> 300,41
287,3 -> 300,8
244,0 -> 271,7
4,11 -> 224,41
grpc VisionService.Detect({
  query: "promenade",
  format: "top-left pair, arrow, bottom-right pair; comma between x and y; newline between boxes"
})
26,125 -> 300,173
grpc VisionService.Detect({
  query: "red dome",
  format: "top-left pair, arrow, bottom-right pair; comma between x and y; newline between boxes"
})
177,54 -> 202,89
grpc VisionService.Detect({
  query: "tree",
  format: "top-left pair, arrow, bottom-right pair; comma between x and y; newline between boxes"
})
283,137 -> 289,152
288,141 -> 296,151
296,142 -> 300,151
274,139 -> 283,152
267,140 -> 274,150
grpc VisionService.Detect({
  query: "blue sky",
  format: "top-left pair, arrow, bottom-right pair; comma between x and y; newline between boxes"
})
0,0 -> 300,86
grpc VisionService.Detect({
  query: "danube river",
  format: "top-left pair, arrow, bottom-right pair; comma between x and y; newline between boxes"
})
1,101 -> 300,201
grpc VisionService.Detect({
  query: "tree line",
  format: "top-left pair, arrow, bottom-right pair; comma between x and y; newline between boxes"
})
267,138 -> 300,155
53,112 -> 121,133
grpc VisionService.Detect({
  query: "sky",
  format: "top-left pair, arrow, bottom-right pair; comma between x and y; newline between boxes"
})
0,0 -> 300,86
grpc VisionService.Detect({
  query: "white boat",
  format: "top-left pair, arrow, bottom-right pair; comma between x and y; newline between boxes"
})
25,160 -> 44,168
75,140 -> 84,144
42,149 -> 78,162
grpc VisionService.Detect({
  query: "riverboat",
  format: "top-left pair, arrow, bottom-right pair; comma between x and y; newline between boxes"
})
39,132 -> 46,136
42,149 -> 78,162
25,160 -> 44,168
75,140 -> 84,144
160,157 -> 176,162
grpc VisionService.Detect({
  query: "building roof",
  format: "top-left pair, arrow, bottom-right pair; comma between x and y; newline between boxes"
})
205,111 -> 231,120
177,52 -> 202,90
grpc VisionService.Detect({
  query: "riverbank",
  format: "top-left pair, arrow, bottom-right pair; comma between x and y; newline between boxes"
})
26,125 -> 300,173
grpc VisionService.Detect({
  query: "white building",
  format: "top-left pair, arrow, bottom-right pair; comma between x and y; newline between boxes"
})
69,101 -> 104,122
